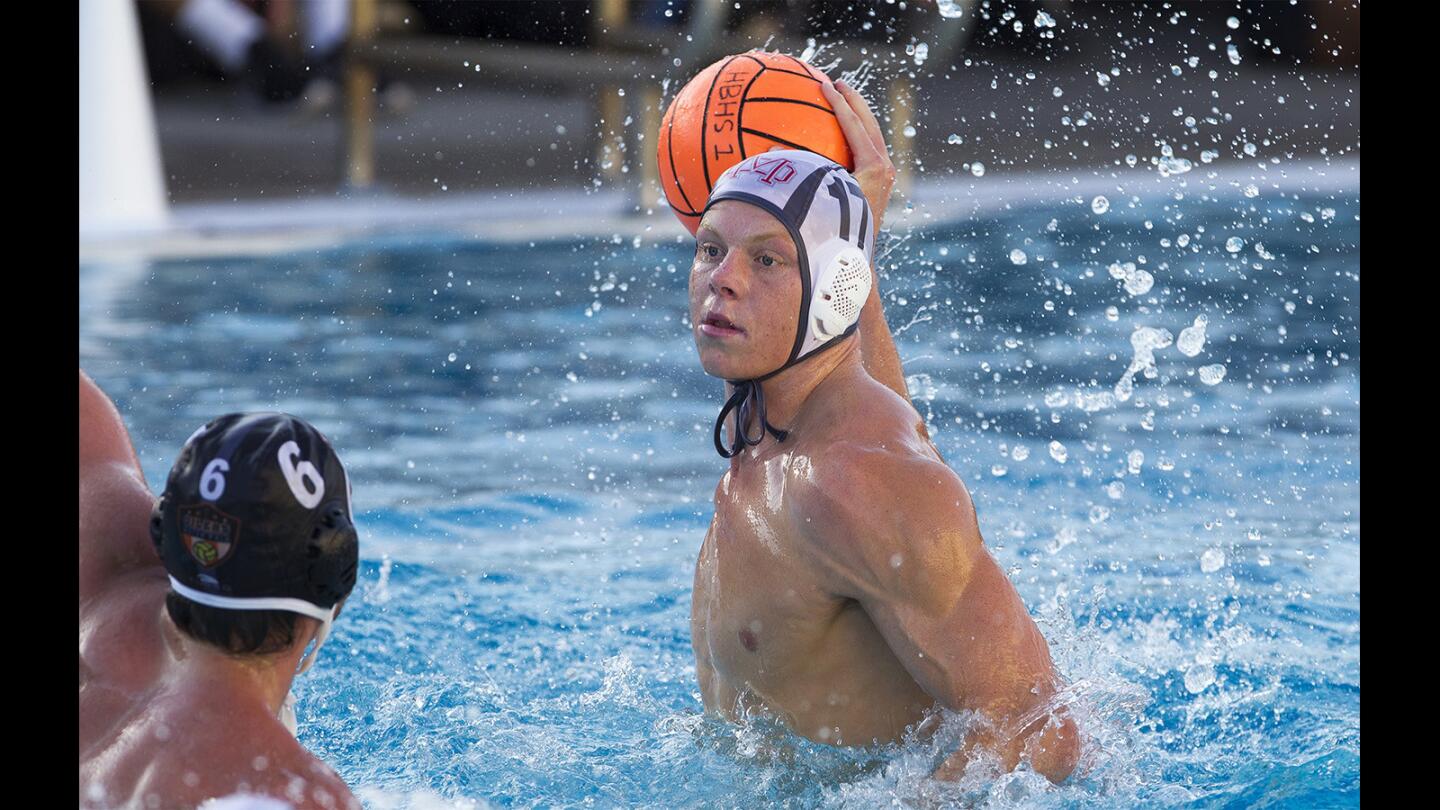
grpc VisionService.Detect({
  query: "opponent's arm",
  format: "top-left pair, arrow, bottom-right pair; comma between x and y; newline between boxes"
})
819,79 -> 909,405
80,370 -> 160,600
810,449 -> 1080,783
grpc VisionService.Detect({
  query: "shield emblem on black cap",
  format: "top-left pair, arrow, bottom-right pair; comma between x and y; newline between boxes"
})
178,504 -> 240,569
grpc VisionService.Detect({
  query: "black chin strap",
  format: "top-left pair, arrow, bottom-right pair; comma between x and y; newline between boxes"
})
710,326 -> 860,459
714,379 -> 789,459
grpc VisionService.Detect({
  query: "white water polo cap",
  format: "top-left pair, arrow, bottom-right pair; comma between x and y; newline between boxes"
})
705,149 -> 875,361
702,149 -> 876,457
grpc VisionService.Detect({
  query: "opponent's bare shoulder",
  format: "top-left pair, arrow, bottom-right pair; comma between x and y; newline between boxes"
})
121,716 -> 361,810
248,750 -> 361,810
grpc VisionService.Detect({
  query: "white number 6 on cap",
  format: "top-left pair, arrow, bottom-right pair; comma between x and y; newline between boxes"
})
278,440 -> 325,509
200,459 -> 229,501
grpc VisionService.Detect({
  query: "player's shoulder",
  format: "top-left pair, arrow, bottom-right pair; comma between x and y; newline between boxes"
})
791,437 -> 981,602
804,434 -> 967,517
151,711 -> 360,810
796,435 -> 976,550
254,752 -> 362,810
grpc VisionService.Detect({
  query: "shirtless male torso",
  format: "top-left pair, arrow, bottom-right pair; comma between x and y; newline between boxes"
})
686,80 -> 1080,783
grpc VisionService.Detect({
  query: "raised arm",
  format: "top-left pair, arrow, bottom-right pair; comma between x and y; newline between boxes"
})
80,370 -> 144,474
819,79 -> 909,405
810,448 -> 1081,783
80,370 -> 160,601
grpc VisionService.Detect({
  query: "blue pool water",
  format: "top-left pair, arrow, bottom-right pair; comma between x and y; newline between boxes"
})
79,179 -> 1359,808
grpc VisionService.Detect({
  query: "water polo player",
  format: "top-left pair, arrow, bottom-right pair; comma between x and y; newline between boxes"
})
80,370 -> 361,809
685,84 -> 1081,783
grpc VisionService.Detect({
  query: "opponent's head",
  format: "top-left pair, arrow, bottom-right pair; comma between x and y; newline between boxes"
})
689,149 -> 874,383
151,413 -> 358,672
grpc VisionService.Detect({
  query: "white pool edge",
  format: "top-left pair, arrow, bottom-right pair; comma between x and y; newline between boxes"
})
79,156 -> 1359,263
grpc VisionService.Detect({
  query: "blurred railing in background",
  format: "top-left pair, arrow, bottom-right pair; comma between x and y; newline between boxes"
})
118,1 -> 1358,214
342,0 -> 982,206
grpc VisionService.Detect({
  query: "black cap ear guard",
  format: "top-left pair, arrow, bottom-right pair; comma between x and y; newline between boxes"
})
149,496 -> 166,558
305,499 -> 358,606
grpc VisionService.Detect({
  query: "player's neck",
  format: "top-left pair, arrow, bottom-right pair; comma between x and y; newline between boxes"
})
178,631 -> 303,718
755,337 -> 862,433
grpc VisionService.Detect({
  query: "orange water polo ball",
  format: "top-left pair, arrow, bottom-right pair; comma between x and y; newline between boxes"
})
658,51 -> 854,234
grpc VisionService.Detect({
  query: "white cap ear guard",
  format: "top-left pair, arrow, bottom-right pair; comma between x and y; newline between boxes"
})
808,242 -> 873,343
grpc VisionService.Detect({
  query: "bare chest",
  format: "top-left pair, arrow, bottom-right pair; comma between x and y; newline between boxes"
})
691,458 -> 843,693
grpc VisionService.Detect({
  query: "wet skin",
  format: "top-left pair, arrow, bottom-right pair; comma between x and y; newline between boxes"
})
687,200 -> 1080,781
79,371 -> 358,810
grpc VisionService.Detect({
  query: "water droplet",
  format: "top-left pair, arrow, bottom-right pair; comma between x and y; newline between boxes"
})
1048,440 -> 1068,463
1184,662 -> 1216,693
1226,16 -> 1240,29
1157,156 -> 1193,177
1198,364 -> 1227,385
1124,270 -> 1154,296
1127,450 -> 1145,473
903,125 -> 917,138
1227,43 -> 1242,65
946,133 -> 963,145
1010,249 -> 1028,265
1200,547 -> 1226,573
970,161 -> 986,177
1012,445 -> 1030,461
1091,195 -> 1109,215
1177,315 -> 1208,357
1226,237 -> 1244,253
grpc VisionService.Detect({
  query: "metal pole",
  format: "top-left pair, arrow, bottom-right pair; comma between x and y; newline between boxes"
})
888,78 -> 914,198
637,83 -> 663,211
595,0 -> 629,186
597,88 -> 625,181
344,0 -> 378,190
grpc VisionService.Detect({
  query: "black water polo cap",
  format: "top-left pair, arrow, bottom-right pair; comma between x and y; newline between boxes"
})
151,413 -> 359,613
